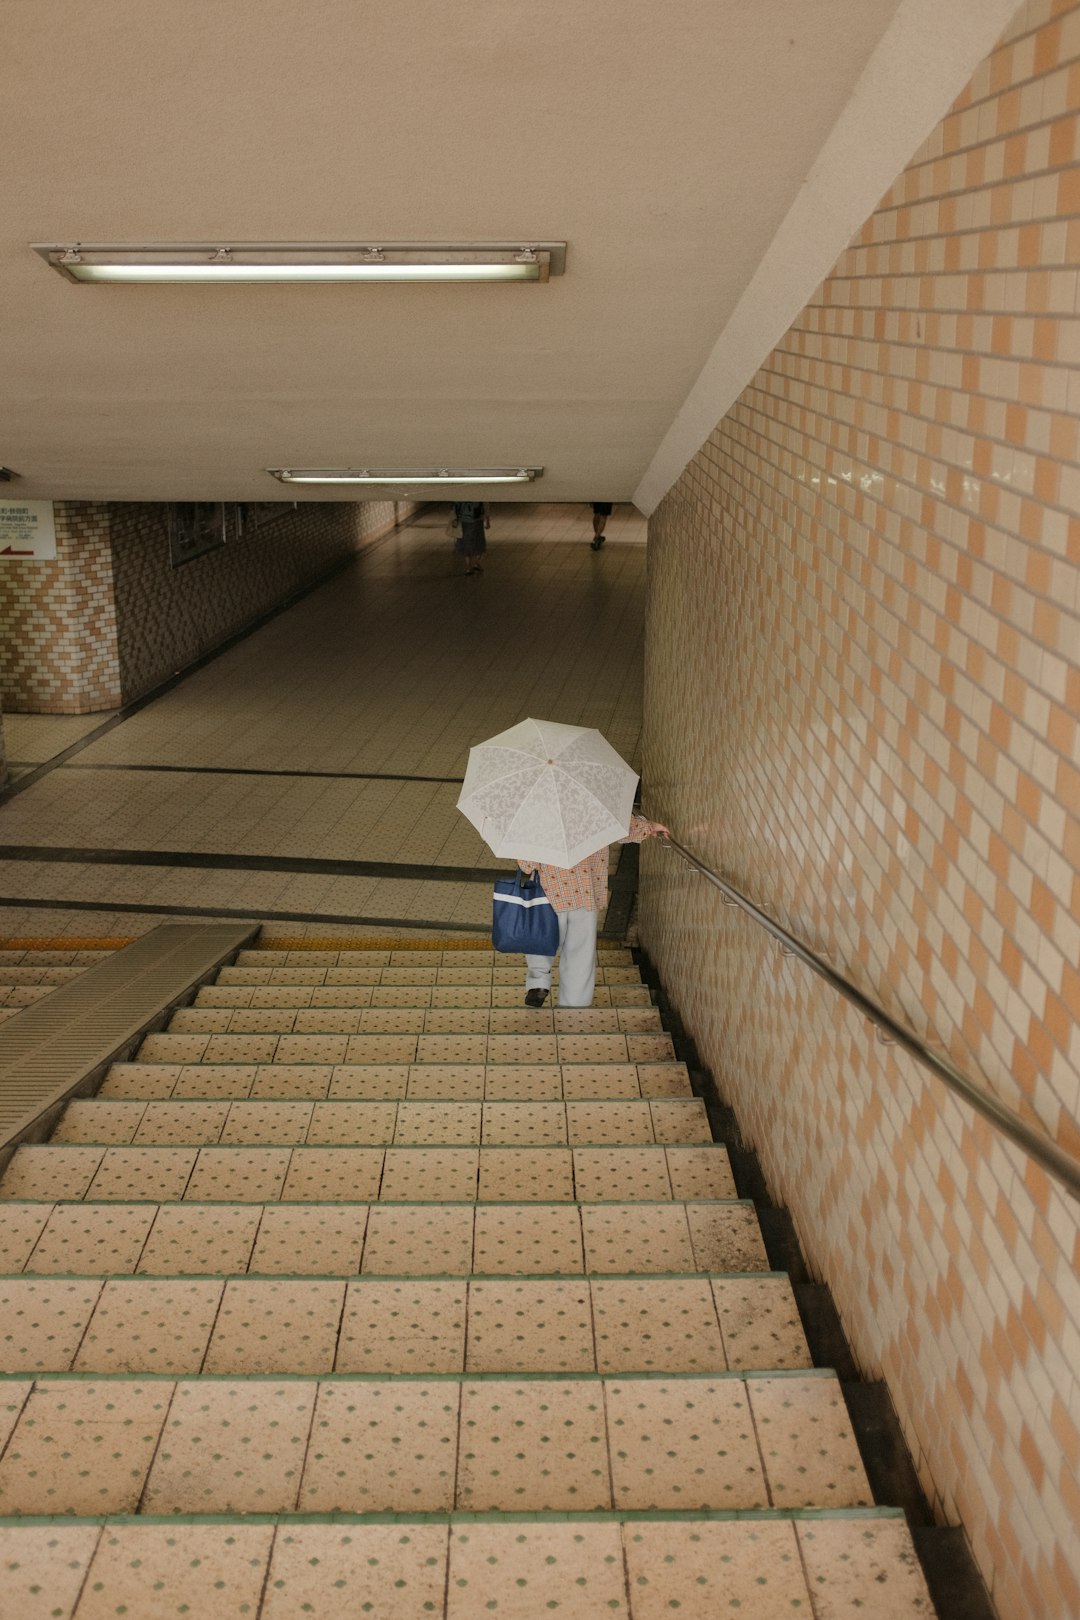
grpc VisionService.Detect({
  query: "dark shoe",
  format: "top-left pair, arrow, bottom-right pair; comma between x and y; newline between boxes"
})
524,988 -> 549,1007
591,537 -> 604,550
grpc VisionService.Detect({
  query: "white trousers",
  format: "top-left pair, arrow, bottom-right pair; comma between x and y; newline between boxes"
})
524,907 -> 598,1008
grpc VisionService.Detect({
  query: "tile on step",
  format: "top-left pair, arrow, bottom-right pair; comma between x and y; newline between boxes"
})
325,964 -> 383,985
407,1064 -> 486,1100
437,966 -> 491,985
573,1147 -> 671,1202
380,965 -> 437,985
0,1279 -> 102,1372
666,1146 -> 737,1200
567,1100 -> 653,1144
331,1063 -> 409,1099
263,1524 -> 448,1620
381,1148 -> 478,1202
337,1279 -> 466,1372
423,1008 -> 489,1033
487,1035 -> 558,1065
99,1063 -> 182,1099
713,1278 -> 812,1370
269,969 -> 325,987
281,1147 -> 385,1202
251,1064 -> 331,1100
173,1064 -> 258,1099
591,1279 -> 724,1373
607,1377 -> 766,1510
486,1008 -> 554,1034
198,985 -> 253,1005
87,1147 -> 197,1204
307,1101 -> 398,1144
472,1204 -> 583,1275
687,1205 -> 770,1272
345,1033 -> 419,1064
650,1099 -> 711,1144
51,1101 -> 144,1146
228,1009 -> 298,1034
483,1064 -> 562,1100
0,1379 -> 171,1513
608,984 -> 652,1006
748,1376 -> 872,1508
581,1205 -> 696,1274
299,1381 -> 460,1511
137,1034 -> 209,1064
457,1380 -> 610,1510
144,1379 -> 317,1513
616,1008 -> 664,1031
219,1101 -> 314,1144
561,1063 -> 640,1099
73,1524 -> 274,1620
74,1279 -> 222,1373
204,1280 -> 346,1375
553,1009 -> 620,1032
249,1205 -> 367,1275
637,1061 -> 692,1097
623,1520 -> 809,1619
557,1035 -> 628,1064
169,1008 -> 231,1033
361,1204 -> 473,1276
448,1522 -> 628,1620
138,1204 -> 261,1276
358,1007 -> 427,1033
371,990 -> 433,1013
0,1204 -> 53,1271
0,1382 -> 30,1453
28,1204 -> 155,1278
795,1517 -> 936,1618
625,1034 -> 675,1063
133,1101 -> 230,1145
394,1102 -> 482,1145
466,1279 -> 593,1373
0,1147 -> 103,1202
185,1147 -> 290,1203
477,1148 -> 574,1202
415,1034 -> 486,1065
308,985 -> 370,1007
291,1009 -> 361,1034
273,1035 -> 346,1065
431,984 -> 490,1007
481,1102 -> 567,1145
0,1524 -> 101,1620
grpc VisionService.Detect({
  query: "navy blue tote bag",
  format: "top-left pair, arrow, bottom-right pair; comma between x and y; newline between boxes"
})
492,870 -> 559,955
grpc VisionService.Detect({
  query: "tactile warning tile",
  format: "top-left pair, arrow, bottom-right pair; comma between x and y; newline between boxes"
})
486,1035 -> 559,1065
482,1064 -> 563,1100
625,1034 -> 676,1063
299,1381 -> 460,1511
218,1101 -> 315,1144
361,1205 -> 474,1276
251,1065 -> 332,1100
0,1524 -> 101,1620
394,1102 -> 482,1145
415,1035 -> 487,1065
337,1280 -> 467,1372
713,1277 -> 812,1370
472,1205 -> 584,1275
665,1146 -> 737,1200
477,1148 -> 574,1202
650,1099 -> 712,1143
331,1064 -> 410,1099
687,1205 -> 770,1272
273,1035 -> 347,1065
136,1034 -> 209,1064
204,1280 -> 346,1374
795,1517 -> 937,1618
423,1008 -> 490,1034
553,1009 -> 621,1032
431,985 -> 490,1008
481,1102 -> 567,1145
74,1279 -> 222,1373
184,1148 -> 290,1203
51,1101 -> 143,1145
308,985 -> 372,1007
137,1204 -> 261,1276
624,1519 -> 811,1618
281,1148 -> 385,1202
307,1101 -> 398,1144
561,1064 -> 640,1099
381,1148 -> 478,1202
457,1380 -> 610,1510
99,1063 -> 183,1099
0,1204 -> 53,1271
169,1008 -> 231,1033
344,1035 -> 419,1064
263,1524 -> 449,1620
466,1280 -> 594,1373
636,1062 -> 693,1097
379,967 -> 438,986
447,1522 -> 628,1619
607,1378 -> 766,1509
197,985 -> 254,1006
127,1099 -> 231,1146
24,1205 -> 152,1277
249,1206 -> 367,1276
291,1009 -> 361,1034
591,1278 -> 724,1373
74,1524 -> 274,1620
567,1100 -> 654,1144
88,1148 -> 197,1203
359,1009 -> 426,1034
0,1379 -> 171,1513
144,1380 -> 316,1513
580,1205 -> 696,1274
0,1147 -> 103,1202
747,1376 -> 872,1507
572,1148 -> 671,1201
0,1279 -> 102,1372
227,1010 -> 298,1034
557,1035 -> 629,1065
406,1064 -> 486,1100
172,1065 -> 258,1099
608,984 -> 653,1006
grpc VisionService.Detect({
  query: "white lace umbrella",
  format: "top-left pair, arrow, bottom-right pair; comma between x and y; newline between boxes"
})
457,718 -> 639,866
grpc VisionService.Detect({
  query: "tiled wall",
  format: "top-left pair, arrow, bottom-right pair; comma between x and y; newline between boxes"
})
639,4 -> 1080,1617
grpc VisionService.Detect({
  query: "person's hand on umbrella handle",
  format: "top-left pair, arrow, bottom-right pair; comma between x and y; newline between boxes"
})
647,821 -> 672,841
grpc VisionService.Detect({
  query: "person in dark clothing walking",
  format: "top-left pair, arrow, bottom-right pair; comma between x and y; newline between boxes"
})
590,502 -> 612,549
452,501 -> 489,574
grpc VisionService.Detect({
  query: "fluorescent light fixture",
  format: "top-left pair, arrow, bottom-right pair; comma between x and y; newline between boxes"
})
268,468 -> 543,486
34,242 -> 566,283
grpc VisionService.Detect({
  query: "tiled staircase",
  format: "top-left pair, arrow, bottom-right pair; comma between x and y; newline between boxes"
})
0,945 -> 122,1027
0,937 -> 936,1617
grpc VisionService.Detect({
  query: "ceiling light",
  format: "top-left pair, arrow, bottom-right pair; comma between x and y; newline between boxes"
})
268,468 -> 543,486
34,242 -> 566,283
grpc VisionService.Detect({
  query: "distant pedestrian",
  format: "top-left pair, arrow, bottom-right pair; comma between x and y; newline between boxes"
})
452,501 -> 489,575
590,502 -> 613,550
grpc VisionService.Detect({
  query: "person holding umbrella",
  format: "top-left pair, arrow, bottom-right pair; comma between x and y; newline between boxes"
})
456,718 -> 670,1008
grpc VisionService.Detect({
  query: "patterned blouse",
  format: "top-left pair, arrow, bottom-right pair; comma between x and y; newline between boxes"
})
518,815 -> 664,914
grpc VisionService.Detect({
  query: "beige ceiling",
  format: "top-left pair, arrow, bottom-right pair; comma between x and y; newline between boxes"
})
3,0 -> 914,504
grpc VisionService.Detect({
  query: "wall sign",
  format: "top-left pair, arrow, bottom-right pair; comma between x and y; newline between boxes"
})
0,500 -> 56,559
168,502 -> 227,568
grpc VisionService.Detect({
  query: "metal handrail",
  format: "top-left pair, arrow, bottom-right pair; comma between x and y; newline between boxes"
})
659,837 -> 1080,1205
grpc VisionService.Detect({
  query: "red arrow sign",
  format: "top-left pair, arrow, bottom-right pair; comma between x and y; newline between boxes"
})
0,546 -> 35,555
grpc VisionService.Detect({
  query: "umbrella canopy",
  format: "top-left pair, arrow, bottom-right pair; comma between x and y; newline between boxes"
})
457,718 -> 639,867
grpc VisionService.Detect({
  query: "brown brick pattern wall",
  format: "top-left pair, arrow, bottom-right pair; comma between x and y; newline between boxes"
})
639,5 -> 1080,1618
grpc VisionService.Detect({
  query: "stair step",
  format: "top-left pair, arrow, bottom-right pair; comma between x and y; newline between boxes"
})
50,1097 -> 713,1147
0,1371 -> 871,1515
170,1006 -> 664,1032
198,982 -> 655,1007
219,963 -> 643,987
98,1059 -> 693,1100
0,1274 -> 811,1375
0,1200 -> 771,1275
237,947 -> 637,966
0,1144 -> 737,1203
132,1031 -> 677,1065
0,1514 -> 935,1619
